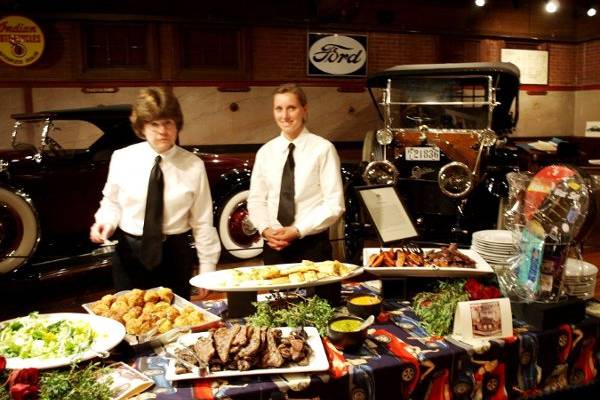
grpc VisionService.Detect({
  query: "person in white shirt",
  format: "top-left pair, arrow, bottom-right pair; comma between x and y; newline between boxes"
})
90,88 -> 220,298
248,83 -> 345,264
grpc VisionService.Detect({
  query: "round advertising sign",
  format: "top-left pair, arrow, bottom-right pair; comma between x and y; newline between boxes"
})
0,15 -> 45,67
308,34 -> 366,75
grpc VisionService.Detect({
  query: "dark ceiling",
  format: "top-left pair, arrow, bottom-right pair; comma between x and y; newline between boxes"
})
1,0 -> 598,41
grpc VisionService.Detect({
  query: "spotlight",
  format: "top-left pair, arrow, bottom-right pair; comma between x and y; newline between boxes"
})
545,0 -> 559,13
587,7 -> 597,16
475,0 -> 486,6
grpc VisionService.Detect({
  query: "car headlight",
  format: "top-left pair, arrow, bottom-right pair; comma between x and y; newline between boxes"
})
375,128 -> 394,146
363,160 -> 399,185
438,161 -> 474,198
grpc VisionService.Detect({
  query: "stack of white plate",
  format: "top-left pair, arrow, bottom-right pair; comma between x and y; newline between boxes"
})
471,230 -> 519,269
563,258 -> 598,300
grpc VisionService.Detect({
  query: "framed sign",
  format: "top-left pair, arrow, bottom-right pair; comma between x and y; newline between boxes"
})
452,298 -> 513,346
355,184 -> 418,244
307,32 -> 367,77
585,121 -> 600,137
501,48 -> 548,85
0,15 -> 45,67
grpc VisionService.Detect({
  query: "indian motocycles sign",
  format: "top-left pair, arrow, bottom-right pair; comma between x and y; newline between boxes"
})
307,32 -> 367,77
0,15 -> 45,67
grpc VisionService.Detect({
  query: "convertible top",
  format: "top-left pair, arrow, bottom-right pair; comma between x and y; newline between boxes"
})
366,62 -> 521,134
11,104 -> 132,123
367,62 -> 520,88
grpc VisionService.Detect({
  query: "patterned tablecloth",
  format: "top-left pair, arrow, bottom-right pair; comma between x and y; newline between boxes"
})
132,282 -> 600,400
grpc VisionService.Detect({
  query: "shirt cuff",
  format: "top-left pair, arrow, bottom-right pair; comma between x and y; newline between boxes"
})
295,223 -> 310,239
199,264 -> 216,274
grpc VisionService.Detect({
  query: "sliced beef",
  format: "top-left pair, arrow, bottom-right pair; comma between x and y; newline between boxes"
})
193,335 -> 215,364
260,328 -> 284,368
213,324 -> 241,364
230,325 -> 249,354
237,325 -> 262,358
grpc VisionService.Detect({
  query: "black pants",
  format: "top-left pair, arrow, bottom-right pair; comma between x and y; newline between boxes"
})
112,229 -> 196,299
263,231 -> 332,264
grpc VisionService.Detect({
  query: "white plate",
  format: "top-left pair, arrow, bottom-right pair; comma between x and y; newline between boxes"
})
189,263 -> 363,292
165,327 -> 329,380
1,313 -> 125,369
472,230 -> 516,246
363,248 -> 494,277
472,242 -> 518,252
82,287 -> 221,347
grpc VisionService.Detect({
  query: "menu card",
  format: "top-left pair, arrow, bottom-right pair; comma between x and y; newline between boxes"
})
100,362 -> 154,400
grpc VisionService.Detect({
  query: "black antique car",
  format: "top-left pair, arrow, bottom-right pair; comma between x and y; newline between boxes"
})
0,105 -> 262,279
344,62 -> 521,257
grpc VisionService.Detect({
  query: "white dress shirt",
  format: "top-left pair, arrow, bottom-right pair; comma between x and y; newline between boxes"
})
248,128 -> 345,238
94,141 -> 221,272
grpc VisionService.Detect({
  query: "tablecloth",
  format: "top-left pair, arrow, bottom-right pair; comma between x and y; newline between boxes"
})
132,282 -> 600,400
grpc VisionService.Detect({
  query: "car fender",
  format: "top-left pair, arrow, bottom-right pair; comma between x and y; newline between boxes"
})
211,168 -> 253,213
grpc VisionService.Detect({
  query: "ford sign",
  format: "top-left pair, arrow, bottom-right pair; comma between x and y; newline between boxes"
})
307,33 -> 367,77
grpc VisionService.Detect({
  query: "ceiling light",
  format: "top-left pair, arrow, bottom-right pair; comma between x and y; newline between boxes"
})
545,0 -> 559,13
587,7 -> 597,16
475,0 -> 486,6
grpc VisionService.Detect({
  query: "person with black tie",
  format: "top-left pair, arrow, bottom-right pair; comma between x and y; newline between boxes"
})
90,87 -> 220,298
248,83 -> 345,264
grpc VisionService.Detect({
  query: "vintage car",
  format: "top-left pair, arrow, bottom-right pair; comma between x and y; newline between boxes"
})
348,62 -> 521,251
0,105 -> 262,279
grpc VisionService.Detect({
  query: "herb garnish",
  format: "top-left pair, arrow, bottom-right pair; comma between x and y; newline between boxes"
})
246,296 -> 335,335
412,280 -> 469,337
39,363 -> 113,400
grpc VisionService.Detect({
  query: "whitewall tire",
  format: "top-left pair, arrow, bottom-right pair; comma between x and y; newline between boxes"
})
217,189 -> 263,260
0,187 -> 39,274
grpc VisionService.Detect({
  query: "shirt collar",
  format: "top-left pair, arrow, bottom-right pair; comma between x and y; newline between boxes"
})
143,141 -> 178,161
278,127 -> 309,153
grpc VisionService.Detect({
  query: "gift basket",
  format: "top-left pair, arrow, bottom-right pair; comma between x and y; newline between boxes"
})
495,165 -> 599,327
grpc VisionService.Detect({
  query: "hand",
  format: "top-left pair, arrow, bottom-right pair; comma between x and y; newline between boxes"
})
262,226 -> 300,251
262,227 -> 288,250
193,287 -> 211,300
90,222 -> 115,243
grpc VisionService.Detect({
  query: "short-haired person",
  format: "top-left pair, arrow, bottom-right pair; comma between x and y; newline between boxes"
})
248,83 -> 345,264
90,88 -> 220,298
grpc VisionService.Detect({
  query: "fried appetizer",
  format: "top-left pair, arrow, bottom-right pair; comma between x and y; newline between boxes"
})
124,288 -> 145,308
143,289 -> 161,304
156,287 -> 174,303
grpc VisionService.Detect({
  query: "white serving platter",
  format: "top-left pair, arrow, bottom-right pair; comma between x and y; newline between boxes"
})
363,248 -> 494,277
1,313 -> 125,369
165,326 -> 329,381
82,287 -> 221,347
189,263 -> 363,292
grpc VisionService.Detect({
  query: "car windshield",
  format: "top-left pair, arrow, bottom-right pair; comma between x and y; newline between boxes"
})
14,119 -> 104,150
373,75 -> 492,130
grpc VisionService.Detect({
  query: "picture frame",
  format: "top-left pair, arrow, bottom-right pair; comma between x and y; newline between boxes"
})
452,298 -> 513,346
355,184 -> 418,244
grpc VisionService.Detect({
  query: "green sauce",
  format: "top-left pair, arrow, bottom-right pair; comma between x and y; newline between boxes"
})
330,319 -> 362,332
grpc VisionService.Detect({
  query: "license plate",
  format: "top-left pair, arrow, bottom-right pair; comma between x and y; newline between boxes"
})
405,146 -> 441,161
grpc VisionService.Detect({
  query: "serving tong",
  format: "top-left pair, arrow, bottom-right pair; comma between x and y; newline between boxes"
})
166,343 -> 209,376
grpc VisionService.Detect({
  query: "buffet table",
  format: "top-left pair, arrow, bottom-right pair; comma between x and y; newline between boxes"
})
129,282 -> 600,400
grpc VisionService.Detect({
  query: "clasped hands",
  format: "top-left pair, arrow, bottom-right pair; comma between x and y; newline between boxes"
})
262,226 -> 300,251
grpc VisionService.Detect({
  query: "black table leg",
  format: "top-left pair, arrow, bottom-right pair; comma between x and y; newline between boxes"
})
226,291 -> 258,318
313,282 -> 342,306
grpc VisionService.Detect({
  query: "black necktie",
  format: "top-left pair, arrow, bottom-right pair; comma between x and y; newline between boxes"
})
277,143 -> 295,226
141,155 -> 164,269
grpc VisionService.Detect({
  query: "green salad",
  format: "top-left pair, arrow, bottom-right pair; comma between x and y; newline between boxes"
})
0,312 -> 96,359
